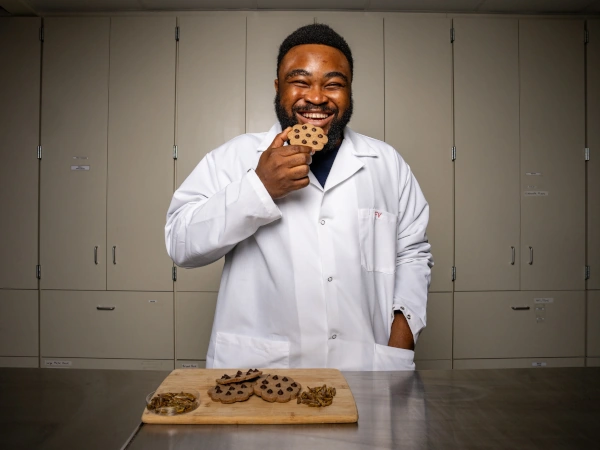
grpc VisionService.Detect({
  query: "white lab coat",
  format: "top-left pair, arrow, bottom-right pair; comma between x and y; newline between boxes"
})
165,124 -> 433,371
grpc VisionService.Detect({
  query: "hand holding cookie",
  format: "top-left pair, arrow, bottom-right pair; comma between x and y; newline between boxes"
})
255,127 -> 313,199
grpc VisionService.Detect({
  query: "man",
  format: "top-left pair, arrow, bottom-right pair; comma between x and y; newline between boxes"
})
165,24 -> 433,370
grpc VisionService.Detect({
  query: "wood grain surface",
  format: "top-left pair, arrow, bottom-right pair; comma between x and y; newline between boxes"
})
141,368 -> 358,424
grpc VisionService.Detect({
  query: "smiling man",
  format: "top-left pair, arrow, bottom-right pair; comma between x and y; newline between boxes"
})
165,24 -> 433,371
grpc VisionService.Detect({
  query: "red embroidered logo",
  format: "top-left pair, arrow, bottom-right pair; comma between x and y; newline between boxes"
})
374,211 -> 382,219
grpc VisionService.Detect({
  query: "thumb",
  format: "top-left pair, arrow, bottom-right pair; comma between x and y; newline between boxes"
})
269,126 -> 292,149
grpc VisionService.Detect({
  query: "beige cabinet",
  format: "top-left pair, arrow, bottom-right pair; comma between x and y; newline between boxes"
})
0,18 -> 40,290
414,293 -> 452,362
519,19 -> 586,291
454,18 -> 520,292
246,12 -> 316,133
41,291 -> 173,359
176,292 -> 217,361
316,13 -> 384,141
0,290 -> 38,357
454,358 -> 585,370
454,291 -> 585,360
174,14 -> 246,291
588,291 -> 600,357
384,16 -> 453,292
107,17 -> 176,292
40,18 -> 109,291
588,20 -> 600,290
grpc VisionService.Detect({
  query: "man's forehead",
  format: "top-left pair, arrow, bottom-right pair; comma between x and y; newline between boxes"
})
279,44 -> 351,76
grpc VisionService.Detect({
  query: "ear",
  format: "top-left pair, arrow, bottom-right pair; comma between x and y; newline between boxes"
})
274,78 -> 279,94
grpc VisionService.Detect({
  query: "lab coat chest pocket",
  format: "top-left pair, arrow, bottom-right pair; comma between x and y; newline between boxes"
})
357,208 -> 397,274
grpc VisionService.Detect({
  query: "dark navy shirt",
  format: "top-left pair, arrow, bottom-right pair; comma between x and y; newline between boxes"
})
310,141 -> 342,188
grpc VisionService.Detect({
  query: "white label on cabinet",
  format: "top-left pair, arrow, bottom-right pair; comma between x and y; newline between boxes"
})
148,299 -> 157,304
526,172 -> 542,176
44,360 -> 72,368
524,191 -> 548,196
72,156 -> 88,160
181,363 -> 199,369
71,165 -> 90,171
531,362 -> 547,367
526,185 -> 537,189
534,298 -> 554,304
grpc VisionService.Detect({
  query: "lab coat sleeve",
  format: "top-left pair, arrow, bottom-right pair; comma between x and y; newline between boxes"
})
165,150 -> 282,268
392,163 -> 434,344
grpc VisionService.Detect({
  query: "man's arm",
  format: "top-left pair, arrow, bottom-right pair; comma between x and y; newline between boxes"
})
388,311 -> 414,350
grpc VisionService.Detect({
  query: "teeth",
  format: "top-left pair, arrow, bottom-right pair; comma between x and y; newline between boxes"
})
302,112 -> 329,119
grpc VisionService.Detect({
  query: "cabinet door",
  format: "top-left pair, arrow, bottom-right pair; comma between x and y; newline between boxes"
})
316,13 -> 384,140
41,290 -> 173,359
176,292 -> 217,361
588,291 -> 600,357
384,16 -> 453,292
246,12 -> 315,133
107,17 -> 176,291
414,293 -> 452,361
519,19 -> 585,291
0,290 -> 38,357
40,18 -> 109,290
454,18 -> 520,291
0,18 -> 40,289
454,291 -> 585,359
174,14 -> 246,291
588,20 -> 600,290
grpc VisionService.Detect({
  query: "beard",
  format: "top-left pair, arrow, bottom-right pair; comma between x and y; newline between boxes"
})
274,92 -> 354,153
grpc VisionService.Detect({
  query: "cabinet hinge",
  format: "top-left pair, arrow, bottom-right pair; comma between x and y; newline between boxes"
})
36,265 -> 41,280
176,26 -> 180,41
39,27 -> 44,42
586,266 -> 591,280
173,145 -> 178,160
37,145 -> 42,160
172,266 -> 177,282
585,147 -> 590,161
451,266 -> 456,281
451,27 -> 455,43
585,29 -> 589,45
451,146 -> 456,161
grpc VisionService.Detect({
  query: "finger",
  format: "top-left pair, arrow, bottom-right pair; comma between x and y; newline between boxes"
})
269,127 -> 293,149
291,177 -> 310,190
288,164 -> 310,180
277,145 -> 314,157
285,153 -> 312,168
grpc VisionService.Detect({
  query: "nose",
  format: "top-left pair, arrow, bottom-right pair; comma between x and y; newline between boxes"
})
304,85 -> 327,105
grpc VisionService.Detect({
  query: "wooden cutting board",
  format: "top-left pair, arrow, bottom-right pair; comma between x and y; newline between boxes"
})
141,368 -> 358,424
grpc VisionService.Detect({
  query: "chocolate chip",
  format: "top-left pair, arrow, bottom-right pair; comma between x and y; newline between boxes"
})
282,377 -> 288,382
262,380 -> 268,385
267,389 -> 273,394
272,375 -> 279,380
278,390 -> 284,395
295,134 -> 300,139
222,374 -> 230,379
241,384 -> 247,388
318,134 -> 323,138
225,391 -> 231,396
302,140 -> 307,144
291,383 -> 297,387
229,386 -> 235,391
275,383 -> 281,387
260,385 -> 266,390
294,128 -> 300,133
236,371 -> 242,376
306,133 -> 311,137
238,391 -> 243,394
302,125 -> 307,130
312,127 -> 316,132
313,141 -> 317,145
287,387 -> 293,392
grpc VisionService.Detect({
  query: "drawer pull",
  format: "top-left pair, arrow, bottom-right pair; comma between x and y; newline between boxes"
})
112,246 -> 117,265
96,306 -> 115,311
510,246 -> 515,265
511,306 -> 530,311
528,246 -> 533,265
94,246 -> 98,265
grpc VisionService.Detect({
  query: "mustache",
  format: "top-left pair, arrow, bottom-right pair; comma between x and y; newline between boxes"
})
292,104 -> 338,114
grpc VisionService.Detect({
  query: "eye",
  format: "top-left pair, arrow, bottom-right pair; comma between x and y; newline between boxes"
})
291,80 -> 309,87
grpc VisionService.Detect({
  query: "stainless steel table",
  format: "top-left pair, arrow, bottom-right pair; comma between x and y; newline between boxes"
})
2,367 -> 599,450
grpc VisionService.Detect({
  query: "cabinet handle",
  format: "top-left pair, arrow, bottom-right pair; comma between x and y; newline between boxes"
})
511,246 -> 515,265
112,246 -> 117,265
528,246 -> 533,265
511,306 -> 530,311
94,246 -> 98,265
96,306 -> 115,311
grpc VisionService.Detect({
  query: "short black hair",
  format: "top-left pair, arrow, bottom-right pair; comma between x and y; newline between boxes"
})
277,23 -> 353,80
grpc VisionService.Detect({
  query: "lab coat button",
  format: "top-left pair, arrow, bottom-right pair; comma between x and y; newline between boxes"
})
400,306 -> 405,310
331,334 -> 337,339
320,219 -> 326,225
406,314 -> 411,320
327,277 -> 333,282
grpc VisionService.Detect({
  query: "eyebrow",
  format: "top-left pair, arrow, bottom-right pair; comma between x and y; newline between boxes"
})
284,69 -> 349,84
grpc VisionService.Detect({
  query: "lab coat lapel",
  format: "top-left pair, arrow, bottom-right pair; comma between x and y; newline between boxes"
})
323,127 -> 377,193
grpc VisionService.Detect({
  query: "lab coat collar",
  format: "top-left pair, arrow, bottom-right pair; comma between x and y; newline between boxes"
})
257,123 -> 379,157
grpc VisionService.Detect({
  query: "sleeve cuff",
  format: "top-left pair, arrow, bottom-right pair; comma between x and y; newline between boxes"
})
245,169 -> 282,220
392,304 -> 425,344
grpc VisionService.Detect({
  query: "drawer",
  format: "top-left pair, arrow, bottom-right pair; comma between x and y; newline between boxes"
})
176,292 -> 217,360
415,292 -> 452,360
454,358 -> 585,370
415,360 -> 452,370
454,291 -> 585,359
588,291 -> 600,357
41,291 -> 173,359
41,357 -> 173,371
0,357 -> 39,368
0,290 -> 38,356
587,358 -> 600,367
